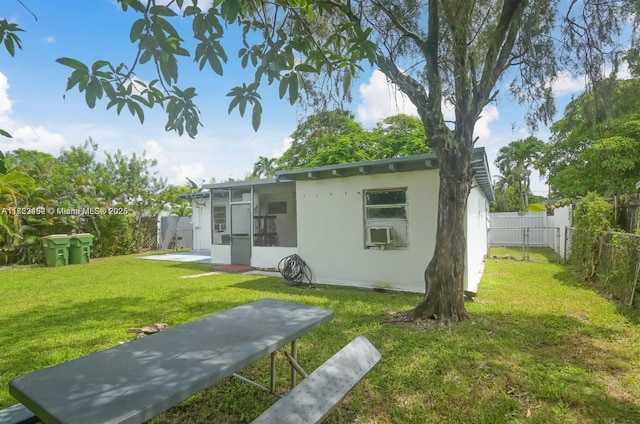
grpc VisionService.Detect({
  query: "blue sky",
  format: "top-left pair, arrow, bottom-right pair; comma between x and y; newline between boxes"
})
0,1 -> 592,195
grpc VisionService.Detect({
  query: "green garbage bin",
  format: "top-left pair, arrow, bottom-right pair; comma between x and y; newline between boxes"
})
42,235 -> 71,267
69,233 -> 93,265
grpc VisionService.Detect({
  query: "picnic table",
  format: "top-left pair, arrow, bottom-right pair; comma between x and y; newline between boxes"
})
8,299 -> 334,424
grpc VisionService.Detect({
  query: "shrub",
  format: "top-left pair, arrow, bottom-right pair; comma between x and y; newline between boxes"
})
571,192 -> 614,280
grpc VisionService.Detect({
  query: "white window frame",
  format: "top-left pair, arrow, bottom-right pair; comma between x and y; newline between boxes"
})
364,188 -> 408,249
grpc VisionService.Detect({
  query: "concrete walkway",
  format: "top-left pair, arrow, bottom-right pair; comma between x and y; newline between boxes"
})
139,250 -> 211,264
139,250 -> 281,277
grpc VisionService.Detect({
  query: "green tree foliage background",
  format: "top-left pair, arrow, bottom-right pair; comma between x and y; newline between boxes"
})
273,110 -> 429,170
0,139 -> 190,264
493,137 -> 545,212
542,79 -> 640,198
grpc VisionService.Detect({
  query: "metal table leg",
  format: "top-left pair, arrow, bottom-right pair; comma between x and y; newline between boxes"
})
290,340 -> 297,387
269,351 -> 276,393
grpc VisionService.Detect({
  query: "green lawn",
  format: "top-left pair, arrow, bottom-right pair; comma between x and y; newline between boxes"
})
1,254 -> 639,423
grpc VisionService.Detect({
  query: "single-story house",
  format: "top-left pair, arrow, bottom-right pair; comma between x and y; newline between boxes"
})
189,147 -> 494,294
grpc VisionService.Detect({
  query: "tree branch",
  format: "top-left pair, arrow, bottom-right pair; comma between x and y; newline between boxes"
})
477,0 -> 526,104
370,0 -> 430,59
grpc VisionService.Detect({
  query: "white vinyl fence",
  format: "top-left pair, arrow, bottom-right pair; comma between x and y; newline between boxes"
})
488,207 -> 572,262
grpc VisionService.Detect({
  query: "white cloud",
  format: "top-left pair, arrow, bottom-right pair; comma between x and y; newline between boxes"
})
548,64 -> 634,99
44,36 -> 55,44
606,61 -> 632,80
356,69 -> 500,146
1,126 -> 66,154
168,162 -> 207,187
357,70 -> 418,125
0,72 -> 66,153
0,72 -> 12,123
272,137 -> 292,158
140,138 -> 216,186
358,70 -> 500,140
142,140 -> 167,166
551,71 -> 585,97
0,72 -> 65,155
473,105 -> 500,144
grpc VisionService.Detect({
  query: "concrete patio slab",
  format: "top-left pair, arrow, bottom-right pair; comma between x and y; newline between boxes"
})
139,250 -> 211,264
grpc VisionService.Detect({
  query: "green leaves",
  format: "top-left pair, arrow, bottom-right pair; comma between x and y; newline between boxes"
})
277,110 -> 429,170
56,57 -> 88,72
0,19 -> 24,57
547,79 -> 640,197
165,87 -> 201,138
194,34 -> 227,75
58,0 -> 381,137
227,83 -> 262,132
129,18 -> 147,43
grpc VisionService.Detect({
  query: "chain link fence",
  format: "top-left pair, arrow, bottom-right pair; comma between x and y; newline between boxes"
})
488,227 -> 562,263
566,227 -> 640,307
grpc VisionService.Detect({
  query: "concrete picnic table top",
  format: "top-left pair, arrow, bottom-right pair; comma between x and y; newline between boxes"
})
9,298 -> 334,424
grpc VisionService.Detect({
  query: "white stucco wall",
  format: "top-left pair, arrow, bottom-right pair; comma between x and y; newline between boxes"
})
252,246 -> 298,269
465,184 -> 490,293
211,245 -> 231,265
296,170 -> 440,293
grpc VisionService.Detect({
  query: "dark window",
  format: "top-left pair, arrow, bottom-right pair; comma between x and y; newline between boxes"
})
364,188 -> 408,249
267,201 -> 287,214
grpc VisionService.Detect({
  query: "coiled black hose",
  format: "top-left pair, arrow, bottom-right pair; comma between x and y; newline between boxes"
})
277,254 -> 313,287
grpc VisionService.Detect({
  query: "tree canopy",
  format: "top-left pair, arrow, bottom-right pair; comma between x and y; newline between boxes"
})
275,110 -> 429,170
541,79 -> 640,198
0,139 -> 189,264
494,137 -> 545,212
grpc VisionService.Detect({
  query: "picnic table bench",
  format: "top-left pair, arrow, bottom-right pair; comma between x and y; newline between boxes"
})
4,299 -> 380,424
0,404 -> 39,424
252,335 -> 380,424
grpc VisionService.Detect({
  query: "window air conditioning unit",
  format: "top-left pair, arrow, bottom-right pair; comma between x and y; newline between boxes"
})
367,227 -> 393,246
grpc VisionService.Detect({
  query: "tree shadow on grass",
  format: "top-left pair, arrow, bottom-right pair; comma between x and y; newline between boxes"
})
0,292 -> 239,408
346,310 -> 640,423
554,268 -> 640,326
472,311 -> 639,423
4,270 -> 638,423
230,276 -> 423,308
165,262 -> 213,273
149,305 -> 640,423
167,275 -> 640,423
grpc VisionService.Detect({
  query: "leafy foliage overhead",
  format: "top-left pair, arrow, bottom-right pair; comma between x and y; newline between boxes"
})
55,0 -> 377,137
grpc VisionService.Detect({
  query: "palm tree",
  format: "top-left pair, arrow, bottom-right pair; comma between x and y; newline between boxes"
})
495,137 -> 545,211
171,202 -> 192,217
0,169 -> 36,246
251,156 -> 277,178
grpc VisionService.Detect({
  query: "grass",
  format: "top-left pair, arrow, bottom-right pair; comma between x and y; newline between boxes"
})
1,254 -> 640,423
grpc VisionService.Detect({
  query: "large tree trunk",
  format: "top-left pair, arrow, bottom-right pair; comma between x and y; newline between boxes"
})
411,146 -> 473,322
